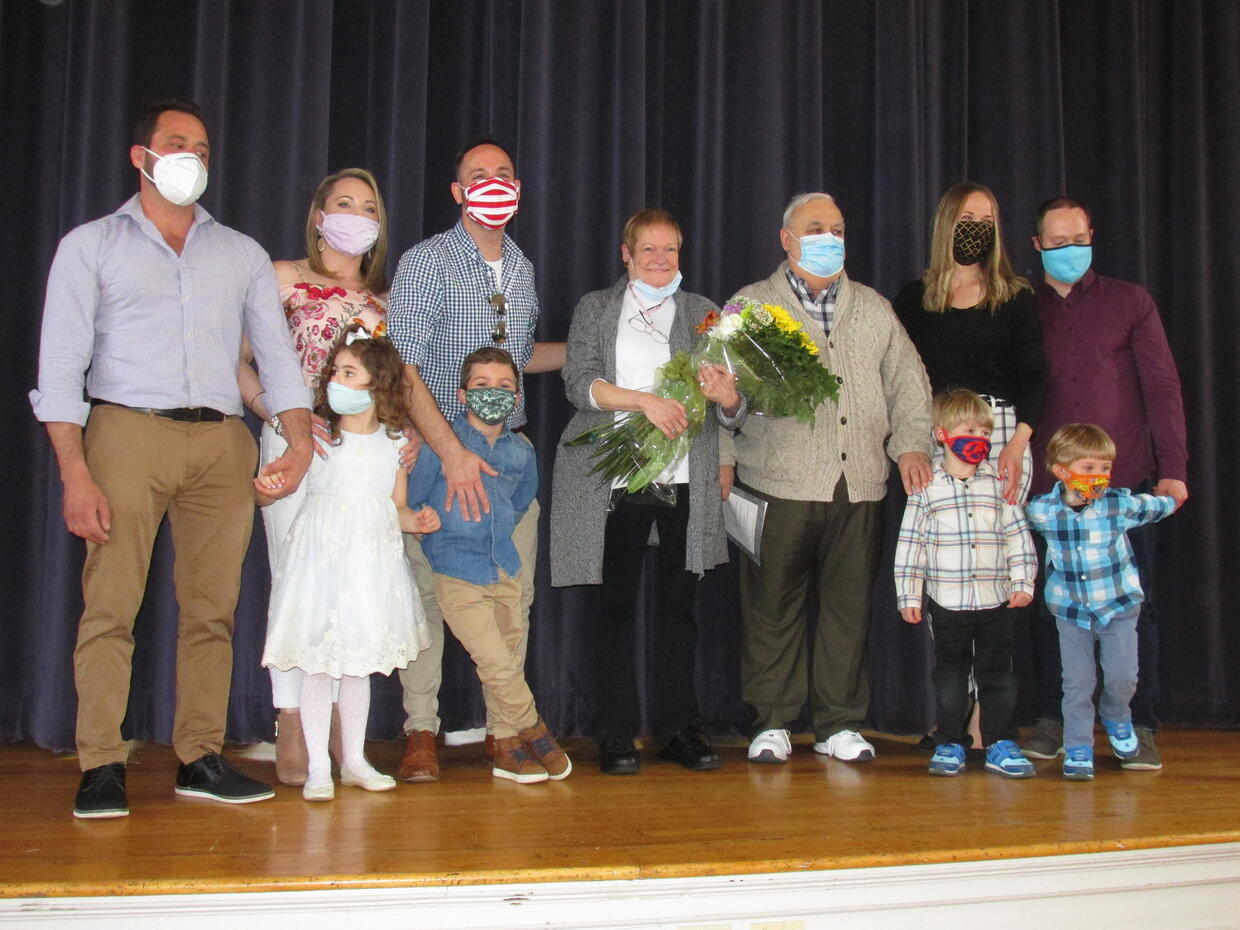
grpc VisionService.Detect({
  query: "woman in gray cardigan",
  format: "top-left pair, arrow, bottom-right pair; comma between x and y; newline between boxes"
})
550,210 -> 737,775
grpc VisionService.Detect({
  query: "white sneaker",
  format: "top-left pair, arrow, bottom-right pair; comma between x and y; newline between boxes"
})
813,730 -> 875,762
747,728 -> 792,763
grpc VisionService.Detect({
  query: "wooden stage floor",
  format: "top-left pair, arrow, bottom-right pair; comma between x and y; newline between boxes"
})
2,728 -> 1239,899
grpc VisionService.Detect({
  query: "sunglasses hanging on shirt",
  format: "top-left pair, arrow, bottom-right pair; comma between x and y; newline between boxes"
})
490,293 -> 507,344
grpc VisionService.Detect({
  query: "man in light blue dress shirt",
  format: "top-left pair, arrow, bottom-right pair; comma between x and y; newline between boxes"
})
30,99 -> 313,819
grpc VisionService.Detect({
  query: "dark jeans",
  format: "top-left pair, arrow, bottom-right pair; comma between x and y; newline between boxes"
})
929,599 -> 1018,747
1028,479 -> 1161,729
593,489 -> 699,743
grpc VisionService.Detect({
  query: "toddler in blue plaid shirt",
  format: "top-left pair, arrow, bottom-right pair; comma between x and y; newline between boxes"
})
1026,424 -> 1176,780
895,389 -> 1038,779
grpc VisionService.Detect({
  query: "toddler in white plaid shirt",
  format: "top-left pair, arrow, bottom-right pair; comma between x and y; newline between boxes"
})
895,389 -> 1038,778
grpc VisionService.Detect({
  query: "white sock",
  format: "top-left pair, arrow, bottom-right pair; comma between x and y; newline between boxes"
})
300,674 -> 335,785
337,674 -> 377,775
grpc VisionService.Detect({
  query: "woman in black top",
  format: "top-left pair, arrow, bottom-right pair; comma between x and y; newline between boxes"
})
894,181 -> 1043,503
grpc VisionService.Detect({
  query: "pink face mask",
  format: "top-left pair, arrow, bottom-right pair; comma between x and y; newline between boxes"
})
461,176 -> 519,229
317,211 -> 380,256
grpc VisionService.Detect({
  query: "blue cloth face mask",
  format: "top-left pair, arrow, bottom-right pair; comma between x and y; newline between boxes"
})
326,381 -> 374,415
793,232 -> 845,278
1041,244 -> 1092,284
465,386 -> 517,425
631,271 -> 682,303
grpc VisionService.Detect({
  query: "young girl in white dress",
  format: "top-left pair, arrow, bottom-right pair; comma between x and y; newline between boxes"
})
258,323 -> 439,801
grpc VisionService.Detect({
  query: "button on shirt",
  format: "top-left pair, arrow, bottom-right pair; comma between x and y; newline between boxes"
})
1025,485 -> 1175,628
1031,270 -> 1187,494
893,462 -> 1037,611
387,221 -> 539,428
29,194 -> 309,425
406,411 -> 538,585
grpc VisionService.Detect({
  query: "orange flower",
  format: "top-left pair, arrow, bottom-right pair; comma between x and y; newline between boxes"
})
696,309 -> 720,334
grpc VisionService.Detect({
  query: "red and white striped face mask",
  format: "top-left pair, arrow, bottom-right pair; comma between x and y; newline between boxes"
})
461,176 -> 520,229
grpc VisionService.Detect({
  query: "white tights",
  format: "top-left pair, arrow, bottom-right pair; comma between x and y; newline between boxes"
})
300,673 -> 381,785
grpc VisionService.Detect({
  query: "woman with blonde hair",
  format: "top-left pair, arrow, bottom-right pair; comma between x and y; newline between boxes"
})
893,181 -> 1044,503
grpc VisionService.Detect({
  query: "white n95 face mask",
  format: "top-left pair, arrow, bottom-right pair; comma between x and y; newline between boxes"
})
142,147 -> 208,206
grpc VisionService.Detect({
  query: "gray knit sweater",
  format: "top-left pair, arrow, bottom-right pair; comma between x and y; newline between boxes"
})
550,278 -> 730,587
723,264 -> 933,502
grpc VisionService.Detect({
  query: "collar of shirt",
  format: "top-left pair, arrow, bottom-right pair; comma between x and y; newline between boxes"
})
117,192 -> 213,243
1036,267 -> 1098,305
931,459 -> 1000,487
785,267 -> 840,330
447,219 -> 520,283
452,407 -> 518,452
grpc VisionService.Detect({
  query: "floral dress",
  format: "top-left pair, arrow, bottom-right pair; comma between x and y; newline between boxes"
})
282,281 -> 388,387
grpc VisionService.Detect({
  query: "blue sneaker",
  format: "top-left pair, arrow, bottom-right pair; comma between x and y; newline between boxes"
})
1062,745 -> 1095,780
1103,719 -> 1139,760
928,743 -> 966,776
984,739 -> 1036,778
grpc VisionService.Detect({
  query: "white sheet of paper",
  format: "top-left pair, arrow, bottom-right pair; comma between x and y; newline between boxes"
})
724,486 -> 767,565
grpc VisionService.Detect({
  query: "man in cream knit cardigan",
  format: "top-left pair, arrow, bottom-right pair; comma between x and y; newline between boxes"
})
720,192 -> 933,765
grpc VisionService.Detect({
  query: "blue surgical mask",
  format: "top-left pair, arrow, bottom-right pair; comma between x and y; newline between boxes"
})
631,271 -> 682,303
326,381 -> 373,415
1041,244 -> 1092,285
793,232 -> 845,279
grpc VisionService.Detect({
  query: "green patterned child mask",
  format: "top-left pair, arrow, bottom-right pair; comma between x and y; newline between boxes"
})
465,387 -> 516,425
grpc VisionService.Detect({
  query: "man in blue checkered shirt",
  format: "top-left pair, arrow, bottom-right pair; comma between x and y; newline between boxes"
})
1025,423 -> 1176,780
386,137 -> 564,782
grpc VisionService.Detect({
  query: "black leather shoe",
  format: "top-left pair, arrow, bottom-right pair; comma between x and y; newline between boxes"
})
175,752 -> 275,804
597,731 -> 640,775
659,728 -> 720,771
74,762 -> 129,819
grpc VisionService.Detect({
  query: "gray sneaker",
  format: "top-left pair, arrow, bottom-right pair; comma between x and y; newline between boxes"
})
1120,726 -> 1162,770
1023,718 -> 1064,759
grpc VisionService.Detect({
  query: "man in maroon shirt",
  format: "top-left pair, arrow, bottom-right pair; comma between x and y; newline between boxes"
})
1022,197 -> 1189,770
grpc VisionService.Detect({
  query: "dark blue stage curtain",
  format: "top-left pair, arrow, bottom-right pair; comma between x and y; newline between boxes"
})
4,1 -> 1238,752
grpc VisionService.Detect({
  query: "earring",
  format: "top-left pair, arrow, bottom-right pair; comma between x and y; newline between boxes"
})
317,236 -> 326,253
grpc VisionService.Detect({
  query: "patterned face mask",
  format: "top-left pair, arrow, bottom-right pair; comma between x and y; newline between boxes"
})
946,434 -> 992,464
952,220 -> 995,266
1064,471 -> 1110,502
465,386 -> 516,425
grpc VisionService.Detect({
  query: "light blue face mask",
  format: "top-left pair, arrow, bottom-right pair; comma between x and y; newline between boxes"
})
1041,243 -> 1092,284
326,381 -> 374,415
631,271 -> 682,302
793,232 -> 845,278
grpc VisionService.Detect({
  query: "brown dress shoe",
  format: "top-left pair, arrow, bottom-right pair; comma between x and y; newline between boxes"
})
491,736 -> 549,783
484,733 -> 495,760
275,709 -> 309,786
398,729 -> 440,782
518,718 -> 572,780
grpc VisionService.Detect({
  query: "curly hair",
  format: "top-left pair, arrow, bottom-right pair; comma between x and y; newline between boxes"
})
313,323 -> 408,441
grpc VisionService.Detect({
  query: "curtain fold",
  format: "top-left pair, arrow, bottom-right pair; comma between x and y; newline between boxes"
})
6,0 -> 1238,753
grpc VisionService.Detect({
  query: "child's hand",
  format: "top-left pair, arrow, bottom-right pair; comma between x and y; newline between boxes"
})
414,505 -> 441,535
398,428 -> 423,470
900,606 -> 922,624
254,470 -> 288,496
1008,591 -> 1033,609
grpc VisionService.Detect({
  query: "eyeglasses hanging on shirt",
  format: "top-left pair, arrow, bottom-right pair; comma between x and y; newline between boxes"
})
490,293 -> 507,344
625,283 -> 671,345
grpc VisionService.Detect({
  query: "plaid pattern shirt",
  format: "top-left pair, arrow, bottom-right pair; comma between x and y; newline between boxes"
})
388,221 -> 539,428
894,462 -> 1037,611
784,268 -> 840,333
1025,485 -> 1175,629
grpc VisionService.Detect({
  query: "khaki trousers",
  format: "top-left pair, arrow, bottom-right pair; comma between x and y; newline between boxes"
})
739,477 -> 881,739
399,498 -> 538,734
432,572 -> 538,738
75,405 -> 257,770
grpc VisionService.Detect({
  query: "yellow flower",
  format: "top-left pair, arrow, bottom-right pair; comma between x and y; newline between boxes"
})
766,304 -> 801,335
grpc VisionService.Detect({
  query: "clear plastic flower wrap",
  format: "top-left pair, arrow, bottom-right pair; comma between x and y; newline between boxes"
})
564,297 -> 838,496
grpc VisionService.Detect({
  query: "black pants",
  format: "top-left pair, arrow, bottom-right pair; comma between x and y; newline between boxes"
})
594,489 -> 699,743
929,599 -> 1018,747
1028,479 -> 1161,729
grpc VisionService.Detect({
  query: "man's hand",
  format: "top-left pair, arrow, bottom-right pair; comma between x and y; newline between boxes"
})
1008,591 -> 1033,608
442,444 -> 496,521
719,464 -> 735,501
62,470 -> 111,543
1154,478 -> 1189,510
897,451 -> 933,495
900,606 -> 922,624
259,441 -> 313,502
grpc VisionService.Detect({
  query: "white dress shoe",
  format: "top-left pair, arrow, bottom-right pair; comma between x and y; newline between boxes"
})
340,765 -> 397,792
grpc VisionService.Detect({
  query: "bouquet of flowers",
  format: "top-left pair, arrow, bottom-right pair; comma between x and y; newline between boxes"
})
564,296 -> 839,496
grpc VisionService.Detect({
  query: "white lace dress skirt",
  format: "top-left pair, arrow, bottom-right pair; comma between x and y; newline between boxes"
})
262,428 -> 429,678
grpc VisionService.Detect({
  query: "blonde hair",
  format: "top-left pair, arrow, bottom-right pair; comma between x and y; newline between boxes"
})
933,388 -> 994,437
922,181 -> 1029,313
622,208 -> 683,255
305,168 -> 389,295
1045,423 -> 1116,472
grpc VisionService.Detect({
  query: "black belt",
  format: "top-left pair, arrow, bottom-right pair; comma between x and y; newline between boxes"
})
90,399 -> 229,422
